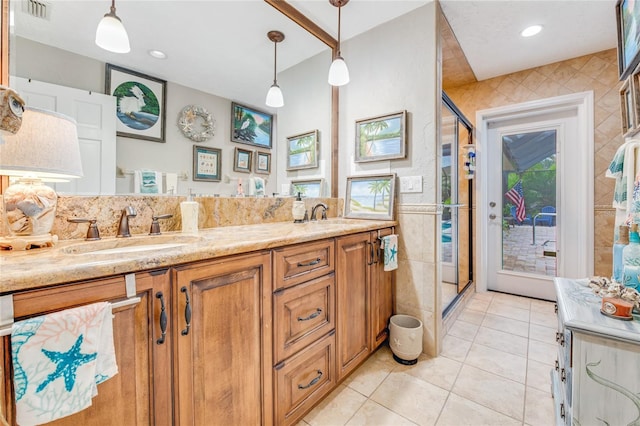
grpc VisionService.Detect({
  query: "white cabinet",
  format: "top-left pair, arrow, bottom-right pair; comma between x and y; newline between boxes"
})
553,278 -> 640,426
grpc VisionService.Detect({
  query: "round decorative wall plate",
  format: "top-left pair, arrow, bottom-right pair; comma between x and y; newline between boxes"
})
178,105 -> 215,142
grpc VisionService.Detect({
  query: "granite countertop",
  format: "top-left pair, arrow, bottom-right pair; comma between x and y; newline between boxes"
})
554,277 -> 640,344
1,218 -> 396,294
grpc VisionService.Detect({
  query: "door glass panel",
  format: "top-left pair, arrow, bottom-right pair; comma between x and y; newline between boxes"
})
441,102 -> 458,310
502,130 -> 557,276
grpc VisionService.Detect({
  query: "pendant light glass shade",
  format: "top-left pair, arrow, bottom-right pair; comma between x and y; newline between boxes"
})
265,31 -> 285,108
328,56 -> 350,86
266,84 -> 284,108
95,0 -> 130,53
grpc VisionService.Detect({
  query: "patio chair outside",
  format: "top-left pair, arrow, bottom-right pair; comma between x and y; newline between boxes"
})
534,205 -> 556,226
510,205 -> 532,225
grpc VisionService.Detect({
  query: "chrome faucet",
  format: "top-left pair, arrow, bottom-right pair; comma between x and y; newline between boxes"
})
117,206 -> 137,237
310,203 -> 328,221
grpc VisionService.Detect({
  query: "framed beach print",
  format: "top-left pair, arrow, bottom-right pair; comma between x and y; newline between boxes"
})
193,145 -> 221,182
621,77 -> 636,136
255,151 -> 271,174
344,174 -> 397,220
355,111 -> 407,162
105,63 -> 167,142
287,130 -> 319,170
291,179 -> 324,198
617,0 -> 640,80
233,147 -> 252,173
231,102 -> 273,148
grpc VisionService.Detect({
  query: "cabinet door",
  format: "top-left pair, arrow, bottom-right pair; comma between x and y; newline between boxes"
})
370,228 -> 394,350
173,252 -> 273,426
336,232 -> 371,381
2,270 -> 172,426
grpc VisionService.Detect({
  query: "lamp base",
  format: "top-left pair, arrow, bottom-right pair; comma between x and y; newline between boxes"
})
0,234 -> 58,250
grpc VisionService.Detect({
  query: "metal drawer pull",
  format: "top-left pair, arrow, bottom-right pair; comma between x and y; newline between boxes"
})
298,308 -> 322,322
297,258 -> 321,267
555,359 -> 559,371
156,292 -> 167,345
560,403 -> 565,419
561,368 -> 566,382
298,370 -> 323,390
556,332 -> 561,342
181,286 -> 192,336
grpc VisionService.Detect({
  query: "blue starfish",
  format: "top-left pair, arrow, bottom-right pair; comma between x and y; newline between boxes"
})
36,335 -> 97,393
389,246 -> 397,262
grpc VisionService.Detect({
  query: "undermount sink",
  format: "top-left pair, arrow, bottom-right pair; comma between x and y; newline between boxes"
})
61,234 -> 202,255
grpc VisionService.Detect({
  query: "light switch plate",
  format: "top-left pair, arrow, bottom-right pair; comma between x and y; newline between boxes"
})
399,176 -> 422,193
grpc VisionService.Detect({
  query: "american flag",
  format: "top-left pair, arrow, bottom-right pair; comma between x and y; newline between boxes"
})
505,180 -> 526,223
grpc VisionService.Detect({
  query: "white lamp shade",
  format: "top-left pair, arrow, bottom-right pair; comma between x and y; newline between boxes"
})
0,107 -> 83,181
265,84 -> 284,108
328,56 -> 350,86
96,14 -> 131,53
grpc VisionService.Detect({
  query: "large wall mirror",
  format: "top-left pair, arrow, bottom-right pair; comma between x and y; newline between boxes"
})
7,0 -> 336,197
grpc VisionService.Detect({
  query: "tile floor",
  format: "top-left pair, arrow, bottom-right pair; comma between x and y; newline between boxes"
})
297,291 -> 557,426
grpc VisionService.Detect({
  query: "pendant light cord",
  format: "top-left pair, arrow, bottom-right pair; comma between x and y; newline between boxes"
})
273,40 -> 278,85
110,0 -> 116,15
337,5 -> 342,57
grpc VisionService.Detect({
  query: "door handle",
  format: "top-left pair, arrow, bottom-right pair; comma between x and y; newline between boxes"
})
489,213 -> 497,220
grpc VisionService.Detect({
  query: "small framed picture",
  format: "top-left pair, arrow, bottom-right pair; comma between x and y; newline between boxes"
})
105,63 -> 167,142
621,77 -> 636,136
345,173 -> 397,220
234,147 -> 253,173
193,145 -> 221,182
355,111 -> 407,162
231,102 -> 273,149
255,151 -> 271,174
291,179 -> 324,198
286,130 -> 319,170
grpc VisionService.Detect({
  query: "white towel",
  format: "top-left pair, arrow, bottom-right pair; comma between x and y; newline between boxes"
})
607,140 -> 640,239
247,178 -> 256,196
254,177 -> 265,197
381,234 -> 398,271
11,302 -> 118,425
134,170 -> 162,194
165,172 -> 178,195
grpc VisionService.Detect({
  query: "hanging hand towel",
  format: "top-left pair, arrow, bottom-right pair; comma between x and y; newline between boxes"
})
134,170 -> 162,194
381,234 -> 399,271
11,302 -> 118,425
165,172 -> 178,195
254,177 -> 265,197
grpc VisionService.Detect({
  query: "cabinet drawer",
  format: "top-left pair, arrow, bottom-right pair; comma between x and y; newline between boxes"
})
274,274 -> 335,362
274,333 -> 336,426
274,239 -> 334,290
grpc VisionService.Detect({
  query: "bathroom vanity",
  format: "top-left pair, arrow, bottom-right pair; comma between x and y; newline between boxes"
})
0,219 -> 395,425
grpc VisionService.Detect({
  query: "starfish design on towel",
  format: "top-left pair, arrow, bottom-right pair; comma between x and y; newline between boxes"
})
389,246 -> 397,262
36,335 -> 97,393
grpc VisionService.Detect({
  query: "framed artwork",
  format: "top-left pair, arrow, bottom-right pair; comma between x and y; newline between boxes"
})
255,151 -> 271,174
231,102 -> 273,148
291,179 -> 324,198
105,63 -> 167,142
617,0 -> 640,80
355,111 -> 407,162
621,77 -> 636,136
286,130 -> 319,170
344,173 -> 397,220
193,145 -> 221,181
233,147 -> 252,173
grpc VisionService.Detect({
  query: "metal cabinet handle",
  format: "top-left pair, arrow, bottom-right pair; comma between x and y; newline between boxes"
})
560,403 -> 565,419
556,332 -> 561,342
156,292 -> 167,345
367,241 -> 375,266
555,303 -> 558,314
555,359 -> 559,371
373,239 -> 380,264
561,368 -> 566,382
297,258 -> 321,267
181,286 -> 192,336
297,308 -> 322,322
298,370 -> 323,390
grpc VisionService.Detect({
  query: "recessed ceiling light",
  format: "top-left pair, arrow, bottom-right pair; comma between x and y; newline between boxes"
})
521,25 -> 543,38
148,50 -> 167,59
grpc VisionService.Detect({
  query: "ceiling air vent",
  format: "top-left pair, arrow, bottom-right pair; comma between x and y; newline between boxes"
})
22,0 -> 51,20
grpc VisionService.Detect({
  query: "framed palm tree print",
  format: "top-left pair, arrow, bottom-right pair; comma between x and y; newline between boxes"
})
355,111 -> 407,162
286,130 -> 319,170
344,173 -> 396,220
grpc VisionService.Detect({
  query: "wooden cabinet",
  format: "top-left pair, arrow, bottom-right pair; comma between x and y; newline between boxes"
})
1,270 -> 172,426
553,278 -> 640,426
172,251 -> 273,426
370,228 -> 394,350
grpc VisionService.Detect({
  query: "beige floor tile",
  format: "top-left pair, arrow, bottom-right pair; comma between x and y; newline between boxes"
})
529,309 -> 558,328
492,292 -> 532,310
464,343 -> 527,383
526,359 -> 553,393
524,386 -> 555,426
528,339 -> 557,366
304,385 -> 367,426
343,350 -> 395,397
370,371 -> 449,426
471,291 -> 494,302
486,300 -> 531,322
295,421 -> 310,426
452,365 -> 525,421
346,400 -> 418,426
435,393 -> 521,426
466,298 -> 490,312
474,326 -> 529,357
529,322 -> 556,345
447,320 -> 479,341
481,313 -> 529,338
457,308 -> 485,325
441,334 -> 472,363
530,298 -> 556,314
394,354 -> 462,391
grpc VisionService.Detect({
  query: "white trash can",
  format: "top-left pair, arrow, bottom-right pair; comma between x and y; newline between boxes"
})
389,314 -> 423,365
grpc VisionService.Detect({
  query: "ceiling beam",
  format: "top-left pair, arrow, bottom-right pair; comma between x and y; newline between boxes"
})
264,0 -> 337,50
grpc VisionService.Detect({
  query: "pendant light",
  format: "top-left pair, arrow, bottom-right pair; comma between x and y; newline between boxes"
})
265,31 -> 285,108
95,0 -> 131,54
328,0 -> 350,86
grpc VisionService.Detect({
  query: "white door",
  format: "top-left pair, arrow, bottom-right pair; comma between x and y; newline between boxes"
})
9,77 -> 116,194
477,93 -> 594,300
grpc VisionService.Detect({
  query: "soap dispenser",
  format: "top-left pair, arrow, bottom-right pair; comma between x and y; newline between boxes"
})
613,225 -> 629,283
292,192 -> 306,223
622,223 -> 640,290
180,189 -> 199,233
